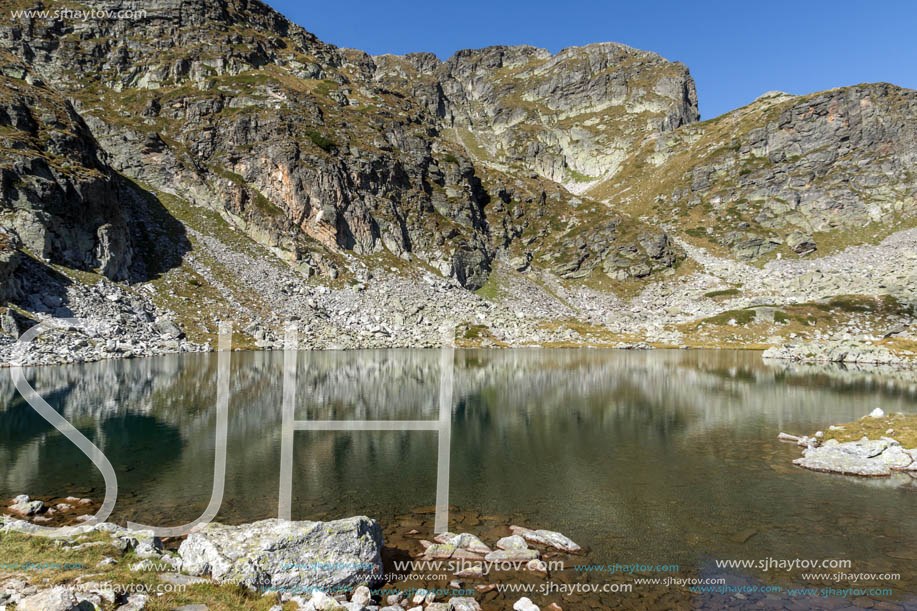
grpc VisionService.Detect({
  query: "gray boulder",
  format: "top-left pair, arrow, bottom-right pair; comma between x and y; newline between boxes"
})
786,231 -> 816,254
509,526 -> 582,553
178,517 -> 384,591
794,438 -> 915,476
9,498 -> 44,516
16,587 -> 82,611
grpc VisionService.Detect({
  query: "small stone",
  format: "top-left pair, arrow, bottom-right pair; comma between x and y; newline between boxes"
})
870,408 -> 885,418
424,543 -> 456,559
351,585 -> 372,606
484,549 -> 540,562
513,597 -> 540,611
450,597 -> 482,611
496,535 -> 528,551
9,499 -> 44,516
119,593 -> 150,610
455,565 -> 484,579
526,558 -> 549,576
508,526 -> 582,553
309,591 -> 338,610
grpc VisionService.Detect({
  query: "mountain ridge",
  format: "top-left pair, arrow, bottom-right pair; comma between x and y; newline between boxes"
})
1,0 -> 915,364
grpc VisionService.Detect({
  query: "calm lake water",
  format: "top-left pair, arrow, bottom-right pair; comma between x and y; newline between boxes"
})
3,348 -> 917,608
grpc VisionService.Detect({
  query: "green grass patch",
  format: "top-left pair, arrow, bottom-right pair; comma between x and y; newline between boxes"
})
305,129 -> 336,152
822,413 -> 917,449
704,288 -> 740,298
701,308 -> 757,326
474,274 -> 501,301
0,527 -> 283,610
463,323 -> 488,339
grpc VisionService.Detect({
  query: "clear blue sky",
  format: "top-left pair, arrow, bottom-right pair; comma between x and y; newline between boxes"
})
264,0 -> 917,119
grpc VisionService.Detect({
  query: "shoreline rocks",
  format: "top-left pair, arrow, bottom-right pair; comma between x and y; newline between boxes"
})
793,438 -> 917,477
763,339 -> 915,366
178,517 -> 384,592
783,412 -> 917,478
1,506 -> 581,610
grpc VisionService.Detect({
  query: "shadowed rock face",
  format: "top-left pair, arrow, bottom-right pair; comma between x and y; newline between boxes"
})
0,58 -> 133,281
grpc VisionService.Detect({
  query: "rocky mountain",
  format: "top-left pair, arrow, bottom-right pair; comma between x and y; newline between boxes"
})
589,84 -> 917,262
0,0 -> 915,364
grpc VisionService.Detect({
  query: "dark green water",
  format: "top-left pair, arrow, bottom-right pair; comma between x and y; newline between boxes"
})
2,349 -> 917,607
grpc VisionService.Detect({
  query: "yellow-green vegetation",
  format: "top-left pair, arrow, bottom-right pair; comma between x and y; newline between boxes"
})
474,274 -> 502,301
879,337 -> 917,354
456,322 -> 505,347
586,84 -> 917,262
703,287 -> 741,299
453,127 -> 493,162
679,294 -> 912,347
565,167 -> 598,183
0,529 -> 288,610
304,129 -> 336,153
535,320 -> 642,348
701,308 -> 757,326
821,413 -> 917,449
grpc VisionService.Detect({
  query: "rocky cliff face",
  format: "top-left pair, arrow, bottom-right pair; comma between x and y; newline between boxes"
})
590,84 -> 917,261
0,0 -> 915,363
370,43 -> 698,189
0,54 -> 134,282
0,0 -> 688,294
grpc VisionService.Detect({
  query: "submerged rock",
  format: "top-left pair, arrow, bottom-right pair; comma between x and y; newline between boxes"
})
177,517 -> 383,591
484,549 -> 540,562
496,535 -> 529,551
9,497 -> 44,516
509,526 -> 582,553
434,532 -> 491,554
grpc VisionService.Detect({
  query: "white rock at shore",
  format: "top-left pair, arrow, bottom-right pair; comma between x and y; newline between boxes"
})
793,438 -> 915,476
509,526 -> 582,553
178,517 -> 384,591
